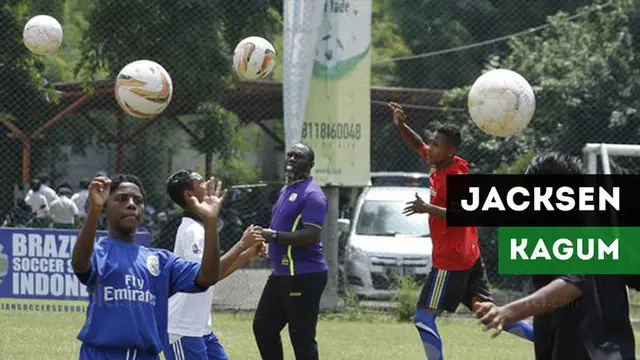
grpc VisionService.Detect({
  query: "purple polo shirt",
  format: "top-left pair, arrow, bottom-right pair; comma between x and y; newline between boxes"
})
268,177 -> 328,276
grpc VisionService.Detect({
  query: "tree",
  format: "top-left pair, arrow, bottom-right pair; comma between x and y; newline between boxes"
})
438,0 -> 640,290
440,0 -> 640,173
389,0 -> 594,89
74,0 -> 276,195
189,104 -> 240,179
370,0 -> 412,86
76,0 -> 231,105
0,0 -> 57,218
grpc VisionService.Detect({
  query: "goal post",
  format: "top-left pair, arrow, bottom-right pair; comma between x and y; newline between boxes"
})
582,143 -> 640,174
582,143 -> 634,301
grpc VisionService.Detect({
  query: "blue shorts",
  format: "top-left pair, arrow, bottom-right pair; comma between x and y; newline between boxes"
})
164,333 -> 228,360
79,344 -> 159,360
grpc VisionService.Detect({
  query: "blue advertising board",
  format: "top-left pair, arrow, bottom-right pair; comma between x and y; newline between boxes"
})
0,228 -> 151,308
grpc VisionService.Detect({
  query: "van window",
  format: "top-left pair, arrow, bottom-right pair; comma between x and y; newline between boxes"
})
370,175 -> 430,188
355,200 -> 430,237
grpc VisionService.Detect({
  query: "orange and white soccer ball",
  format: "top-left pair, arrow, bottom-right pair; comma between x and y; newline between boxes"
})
23,15 -> 63,55
114,60 -> 173,119
468,69 -> 536,137
233,36 -> 276,80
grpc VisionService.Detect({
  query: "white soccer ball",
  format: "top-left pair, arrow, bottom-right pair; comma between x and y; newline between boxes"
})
467,69 -> 536,137
23,15 -> 63,55
115,60 -> 173,119
233,36 -> 276,80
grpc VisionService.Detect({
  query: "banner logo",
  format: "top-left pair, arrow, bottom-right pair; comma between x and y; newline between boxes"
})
304,0 -> 372,186
0,228 -> 151,309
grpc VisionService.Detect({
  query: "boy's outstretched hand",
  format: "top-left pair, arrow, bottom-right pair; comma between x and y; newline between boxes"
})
244,242 -> 267,262
88,176 -> 111,213
403,193 -> 429,216
474,302 -> 510,339
186,177 -> 228,220
388,102 -> 406,127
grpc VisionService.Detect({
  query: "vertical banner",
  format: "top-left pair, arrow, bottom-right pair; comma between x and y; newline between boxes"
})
304,0 -> 372,186
283,0 -> 327,151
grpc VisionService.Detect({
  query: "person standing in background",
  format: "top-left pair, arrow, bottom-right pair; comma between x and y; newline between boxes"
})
24,179 -> 49,228
34,174 -> 59,205
50,185 -> 80,229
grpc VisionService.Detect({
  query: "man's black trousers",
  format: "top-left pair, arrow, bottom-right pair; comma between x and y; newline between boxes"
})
253,271 -> 328,360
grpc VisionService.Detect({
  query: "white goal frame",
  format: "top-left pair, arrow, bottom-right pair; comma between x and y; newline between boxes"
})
582,143 -> 640,174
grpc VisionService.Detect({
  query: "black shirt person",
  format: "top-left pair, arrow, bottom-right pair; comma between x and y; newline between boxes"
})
474,152 -> 639,360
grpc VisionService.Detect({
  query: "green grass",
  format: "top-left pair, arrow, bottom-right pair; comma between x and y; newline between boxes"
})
2,301 -> 639,359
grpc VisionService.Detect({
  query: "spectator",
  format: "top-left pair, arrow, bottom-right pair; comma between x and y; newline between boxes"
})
36,174 -> 59,205
24,179 -> 49,228
71,178 -> 90,223
50,186 -> 79,229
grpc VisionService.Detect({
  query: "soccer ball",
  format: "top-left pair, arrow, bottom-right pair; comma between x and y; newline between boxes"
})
23,15 -> 63,55
114,60 -> 173,119
467,69 -> 536,137
233,36 -> 276,80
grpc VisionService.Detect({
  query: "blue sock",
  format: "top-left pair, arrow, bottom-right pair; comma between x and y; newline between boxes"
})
414,309 -> 444,360
503,320 -> 534,342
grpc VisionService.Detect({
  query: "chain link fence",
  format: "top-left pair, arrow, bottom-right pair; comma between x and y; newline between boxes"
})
3,0 -> 640,314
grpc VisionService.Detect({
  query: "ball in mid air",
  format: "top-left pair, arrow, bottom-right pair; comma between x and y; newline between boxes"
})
233,36 -> 276,80
115,60 -> 174,119
468,69 -> 536,137
23,15 -> 63,55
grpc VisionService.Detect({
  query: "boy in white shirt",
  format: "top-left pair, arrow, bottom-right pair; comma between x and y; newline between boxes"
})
50,186 -> 79,229
24,179 -> 49,228
164,169 -> 266,360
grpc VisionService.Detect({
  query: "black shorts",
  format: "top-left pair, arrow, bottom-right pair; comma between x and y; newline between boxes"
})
417,257 -> 493,313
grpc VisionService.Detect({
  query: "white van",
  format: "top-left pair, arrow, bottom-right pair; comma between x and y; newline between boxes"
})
338,186 -> 433,299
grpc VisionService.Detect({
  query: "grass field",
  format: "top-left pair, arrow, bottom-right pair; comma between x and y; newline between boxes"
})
2,300 -> 640,359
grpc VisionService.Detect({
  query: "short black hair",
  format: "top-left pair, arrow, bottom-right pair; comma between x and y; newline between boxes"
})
166,169 -> 195,208
79,178 -> 90,189
30,179 -> 41,192
56,183 -> 72,194
436,124 -> 462,149
109,174 -> 147,201
38,174 -> 51,183
525,152 -> 583,175
293,143 -> 315,162
58,187 -> 72,196
306,145 -> 315,163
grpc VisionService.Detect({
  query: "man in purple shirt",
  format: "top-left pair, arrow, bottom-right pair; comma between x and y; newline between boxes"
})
253,143 -> 329,360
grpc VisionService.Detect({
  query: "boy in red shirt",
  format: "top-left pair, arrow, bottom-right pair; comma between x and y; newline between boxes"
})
389,103 -> 533,359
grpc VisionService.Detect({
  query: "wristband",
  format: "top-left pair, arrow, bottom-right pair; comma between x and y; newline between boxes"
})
269,230 -> 279,243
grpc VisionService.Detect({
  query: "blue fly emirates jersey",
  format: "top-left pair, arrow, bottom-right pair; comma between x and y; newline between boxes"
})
75,238 -> 207,360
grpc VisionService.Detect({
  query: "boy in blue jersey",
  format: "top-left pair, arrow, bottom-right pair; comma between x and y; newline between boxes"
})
71,174 -> 227,360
